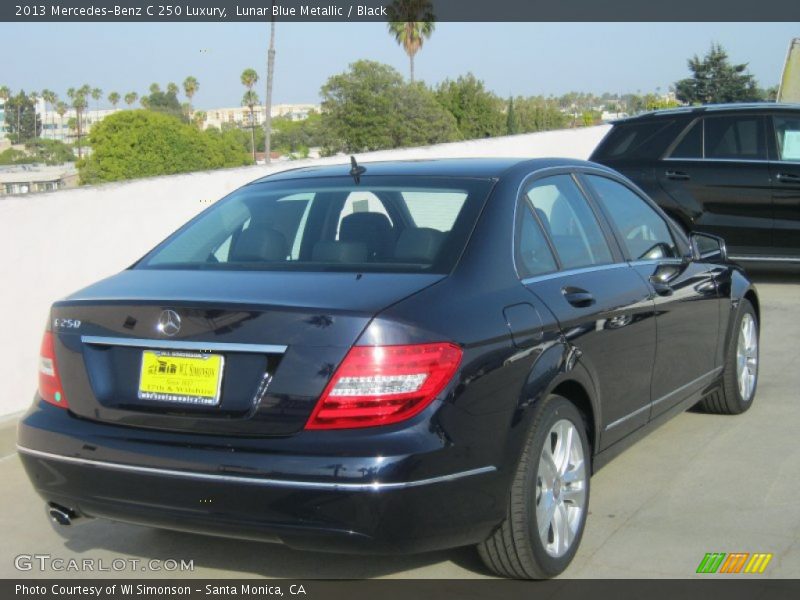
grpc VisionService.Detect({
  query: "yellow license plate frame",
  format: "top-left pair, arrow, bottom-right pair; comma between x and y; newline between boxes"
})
138,350 -> 224,406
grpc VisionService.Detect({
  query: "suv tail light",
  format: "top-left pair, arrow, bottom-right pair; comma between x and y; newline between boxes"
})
305,343 -> 462,430
39,331 -> 68,408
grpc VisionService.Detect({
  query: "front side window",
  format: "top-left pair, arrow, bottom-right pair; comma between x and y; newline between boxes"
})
773,115 -> 800,161
524,175 -> 613,270
587,175 -> 678,260
704,115 -> 766,160
139,176 -> 493,274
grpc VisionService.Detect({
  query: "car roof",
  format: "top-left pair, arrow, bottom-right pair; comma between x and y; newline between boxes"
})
249,157 -> 607,184
615,102 -> 800,123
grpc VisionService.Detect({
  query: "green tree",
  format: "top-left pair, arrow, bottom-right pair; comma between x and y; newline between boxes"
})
506,97 -> 519,135
124,92 -> 138,107
320,61 -> 457,154
4,91 -> 42,143
675,43 -> 761,105
387,0 -> 435,83
140,86 -> 185,122
434,74 -> 505,139
55,101 -> 68,138
107,91 -> 120,109
167,82 -> 180,97
78,110 -> 250,184
512,96 -> 568,132
272,112 -> 324,156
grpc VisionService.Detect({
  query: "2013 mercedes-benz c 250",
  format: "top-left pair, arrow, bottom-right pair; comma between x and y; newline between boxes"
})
18,158 -> 760,578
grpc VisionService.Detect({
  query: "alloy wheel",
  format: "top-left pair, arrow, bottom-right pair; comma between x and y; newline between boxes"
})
536,419 -> 587,558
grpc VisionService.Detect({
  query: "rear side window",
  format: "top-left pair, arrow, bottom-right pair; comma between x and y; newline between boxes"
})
705,115 -> 766,160
139,176 -> 493,274
593,120 -> 674,159
524,175 -> 613,270
587,175 -> 678,260
516,204 -> 557,278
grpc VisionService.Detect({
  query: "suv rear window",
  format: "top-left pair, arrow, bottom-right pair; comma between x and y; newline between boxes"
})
592,120 -> 674,160
138,176 -> 493,274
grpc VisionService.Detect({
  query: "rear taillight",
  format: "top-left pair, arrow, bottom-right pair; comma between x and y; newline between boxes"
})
305,343 -> 463,430
39,331 -> 68,408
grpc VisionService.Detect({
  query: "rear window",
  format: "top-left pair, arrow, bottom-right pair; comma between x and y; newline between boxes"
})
138,176 -> 493,274
593,120 -> 674,160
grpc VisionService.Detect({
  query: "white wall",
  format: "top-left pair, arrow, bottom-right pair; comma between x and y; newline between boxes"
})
0,125 -> 609,417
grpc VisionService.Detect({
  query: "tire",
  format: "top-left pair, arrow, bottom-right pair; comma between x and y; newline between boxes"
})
477,395 -> 590,579
697,299 -> 758,415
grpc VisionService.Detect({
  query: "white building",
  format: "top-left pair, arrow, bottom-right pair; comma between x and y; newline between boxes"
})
199,103 -> 319,130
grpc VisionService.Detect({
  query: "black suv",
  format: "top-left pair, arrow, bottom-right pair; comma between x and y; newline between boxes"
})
590,103 -> 800,262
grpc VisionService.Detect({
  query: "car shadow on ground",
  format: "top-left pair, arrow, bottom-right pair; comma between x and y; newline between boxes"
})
53,519 -> 493,578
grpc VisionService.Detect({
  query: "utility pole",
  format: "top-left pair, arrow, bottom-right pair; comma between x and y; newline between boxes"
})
264,10 -> 276,164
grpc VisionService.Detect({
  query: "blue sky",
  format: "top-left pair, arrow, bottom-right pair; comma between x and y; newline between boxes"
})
2,22 -> 797,109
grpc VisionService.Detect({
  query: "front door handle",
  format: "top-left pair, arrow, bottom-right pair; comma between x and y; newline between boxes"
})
666,170 -> 690,181
562,287 -> 595,308
776,172 -> 800,183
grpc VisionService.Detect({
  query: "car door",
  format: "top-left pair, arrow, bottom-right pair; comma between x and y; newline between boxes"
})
583,173 -> 722,420
658,114 -> 772,256
515,172 -> 657,449
767,112 -> 800,257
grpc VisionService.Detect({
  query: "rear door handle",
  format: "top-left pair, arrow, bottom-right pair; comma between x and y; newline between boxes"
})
562,287 -> 595,308
666,170 -> 690,181
776,172 -> 800,183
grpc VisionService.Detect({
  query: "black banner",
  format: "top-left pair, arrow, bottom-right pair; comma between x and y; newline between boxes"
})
4,580 -> 800,600
4,0 -> 800,23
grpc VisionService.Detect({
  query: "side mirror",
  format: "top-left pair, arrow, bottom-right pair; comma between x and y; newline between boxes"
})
690,232 -> 728,263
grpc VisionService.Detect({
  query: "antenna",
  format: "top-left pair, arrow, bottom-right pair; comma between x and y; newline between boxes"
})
349,156 -> 367,184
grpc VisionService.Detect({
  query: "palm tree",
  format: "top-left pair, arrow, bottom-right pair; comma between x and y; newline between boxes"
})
192,110 -> 207,129
55,101 -> 67,142
242,89 -> 261,163
387,0 -> 435,83
91,87 -> 102,126
42,89 -> 56,139
167,82 -> 179,97
149,83 -> 161,95
26,90 -> 41,140
107,91 -> 121,110
264,17 -> 276,164
241,68 -> 260,163
0,86 -> 9,103
67,85 -> 90,158
124,92 -> 138,107
183,76 -> 199,108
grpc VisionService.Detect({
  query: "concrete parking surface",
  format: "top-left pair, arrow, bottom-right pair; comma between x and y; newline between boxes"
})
1,269 -> 797,579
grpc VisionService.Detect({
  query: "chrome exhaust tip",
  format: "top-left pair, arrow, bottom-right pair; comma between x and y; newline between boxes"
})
47,503 -> 78,526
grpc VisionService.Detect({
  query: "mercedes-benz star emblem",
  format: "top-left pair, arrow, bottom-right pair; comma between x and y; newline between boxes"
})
157,310 -> 182,337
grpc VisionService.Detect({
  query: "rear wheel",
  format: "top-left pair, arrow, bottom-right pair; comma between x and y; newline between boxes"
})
478,395 -> 590,579
697,299 -> 758,414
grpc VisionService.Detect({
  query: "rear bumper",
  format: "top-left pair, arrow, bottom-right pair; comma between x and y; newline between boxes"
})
17,400 -> 505,554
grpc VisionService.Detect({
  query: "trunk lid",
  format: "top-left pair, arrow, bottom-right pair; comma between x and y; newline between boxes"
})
51,269 -> 443,436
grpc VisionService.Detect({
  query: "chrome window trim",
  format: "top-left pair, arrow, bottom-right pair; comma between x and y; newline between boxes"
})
662,157 -> 771,164
604,367 -> 723,430
15,446 -> 495,492
81,336 -> 287,355
730,255 -> 800,263
520,262 -> 628,285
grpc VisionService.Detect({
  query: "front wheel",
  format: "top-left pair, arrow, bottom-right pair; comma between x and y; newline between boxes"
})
697,299 -> 758,414
477,395 -> 590,579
